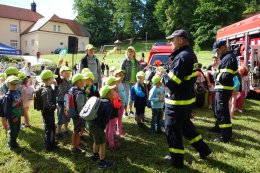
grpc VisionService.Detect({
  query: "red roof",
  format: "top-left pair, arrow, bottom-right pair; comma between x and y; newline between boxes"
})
0,4 -> 43,22
217,14 -> 260,39
0,5 -> 90,37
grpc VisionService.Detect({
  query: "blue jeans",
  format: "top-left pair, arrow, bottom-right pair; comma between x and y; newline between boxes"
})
151,108 -> 163,131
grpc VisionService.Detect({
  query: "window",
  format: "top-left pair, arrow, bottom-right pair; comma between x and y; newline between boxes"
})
57,25 -> 61,32
25,40 -> 28,47
10,25 -> 18,32
60,42 -> 63,46
31,39 -> 35,46
10,40 -> 18,48
53,25 -> 56,32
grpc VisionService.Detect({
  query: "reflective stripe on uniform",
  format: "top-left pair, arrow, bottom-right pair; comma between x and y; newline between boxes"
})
219,124 -> 232,128
169,148 -> 185,154
168,71 -> 182,84
184,71 -> 198,80
165,97 -> 195,105
219,69 -> 237,74
189,134 -> 202,144
215,85 -> 234,90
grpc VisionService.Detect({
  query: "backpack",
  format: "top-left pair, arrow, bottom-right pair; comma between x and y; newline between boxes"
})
64,89 -> 81,118
79,96 -> 101,121
34,85 -> 44,111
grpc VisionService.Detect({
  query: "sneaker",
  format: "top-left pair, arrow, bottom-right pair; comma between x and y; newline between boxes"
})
124,112 -> 128,117
130,111 -> 134,116
238,109 -> 243,113
214,137 -> 230,143
91,154 -> 100,162
208,126 -> 221,133
98,160 -> 115,169
164,155 -> 172,164
71,147 -> 85,154
208,105 -> 212,109
63,131 -> 69,137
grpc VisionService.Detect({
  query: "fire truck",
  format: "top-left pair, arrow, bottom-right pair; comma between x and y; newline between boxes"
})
216,13 -> 260,92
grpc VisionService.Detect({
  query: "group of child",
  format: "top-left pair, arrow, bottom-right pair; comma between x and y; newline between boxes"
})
0,57 -> 167,169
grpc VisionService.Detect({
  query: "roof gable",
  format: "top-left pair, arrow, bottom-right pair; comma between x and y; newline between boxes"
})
0,4 -> 43,22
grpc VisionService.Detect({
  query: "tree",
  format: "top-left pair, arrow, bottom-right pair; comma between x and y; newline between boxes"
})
112,0 -> 144,39
73,0 -> 114,46
154,0 -> 198,37
193,0 -> 245,49
139,0 -> 164,39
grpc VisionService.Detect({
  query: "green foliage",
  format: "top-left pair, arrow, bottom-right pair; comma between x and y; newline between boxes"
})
74,0 -> 114,46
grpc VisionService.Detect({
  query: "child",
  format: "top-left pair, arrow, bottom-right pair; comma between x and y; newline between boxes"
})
105,76 -> 122,149
55,59 -> 73,139
1,67 -> 21,130
40,70 -> 58,151
69,74 -> 87,153
20,72 -> 34,127
113,69 -> 127,138
149,75 -> 165,133
133,71 -> 148,128
3,75 -> 23,151
87,85 -> 116,169
82,72 -> 100,99
0,73 -> 7,130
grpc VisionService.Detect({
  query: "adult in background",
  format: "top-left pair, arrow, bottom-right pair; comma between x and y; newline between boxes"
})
79,44 -> 102,89
157,29 -> 211,168
101,62 -> 105,76
209,40 -> 238,143
121,46 -> 140,116
206,56 -> 218,110
22,62 -> 36,78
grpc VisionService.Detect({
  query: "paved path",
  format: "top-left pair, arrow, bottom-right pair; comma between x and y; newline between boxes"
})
21,56 -> 52,65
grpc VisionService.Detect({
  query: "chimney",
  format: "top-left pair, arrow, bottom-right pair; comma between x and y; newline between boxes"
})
31,2 -> 36,12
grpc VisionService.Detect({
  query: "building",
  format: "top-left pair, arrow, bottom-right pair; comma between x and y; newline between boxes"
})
0,2 -> 90,55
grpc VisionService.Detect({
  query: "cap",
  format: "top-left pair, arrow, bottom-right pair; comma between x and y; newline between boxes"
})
83,72 -> 95,81
136,71 -> 145,77
152,75 -> 162,85
60,66 -> 72,74
154,60 -> 162,66
86,44 -> 94,50
0,73 -> 6,80
41,70 -> 58,80
81,68 -> 91,74
105,76 -> 120,85
5,75 -> 19,83
72,74 -> 87,84
99,85 -> 116,98
113,69 -> 125,76
127,46 -> 136,52
212,40 -> 226,53
166,29 -> 189,40
157,66 -> 165,72
18,72 -> 27,80
4,67 -> 19,75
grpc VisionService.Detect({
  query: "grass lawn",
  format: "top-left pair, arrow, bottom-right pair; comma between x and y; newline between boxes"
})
41,41 -> 213,69
0,97 -> 259,172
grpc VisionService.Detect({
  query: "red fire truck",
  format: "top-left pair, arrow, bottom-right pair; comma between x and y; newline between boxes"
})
216,13 -> 260,92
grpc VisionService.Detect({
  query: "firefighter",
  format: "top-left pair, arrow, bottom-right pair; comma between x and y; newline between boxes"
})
157,29 -> 211,168
210,40 -> 238,143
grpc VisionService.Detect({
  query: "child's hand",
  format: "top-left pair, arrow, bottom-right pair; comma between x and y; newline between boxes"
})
13,117 -> 19,123
85,89 -> 90,94
57,58 -> 63,68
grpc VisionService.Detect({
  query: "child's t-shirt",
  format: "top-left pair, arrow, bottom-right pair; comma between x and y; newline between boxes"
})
3,90 -> 23,119
149,86 -> 165,109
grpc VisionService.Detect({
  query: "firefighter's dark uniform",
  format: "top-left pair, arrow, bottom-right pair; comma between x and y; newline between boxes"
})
214,51 -> 238,141
162,45 -> 211,168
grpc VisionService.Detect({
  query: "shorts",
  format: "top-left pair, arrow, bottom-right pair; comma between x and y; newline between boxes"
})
23,100 -> 32,108
72,116 -> 84,133
87,121 -> 105,145
57,102 -> 69,125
